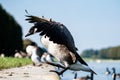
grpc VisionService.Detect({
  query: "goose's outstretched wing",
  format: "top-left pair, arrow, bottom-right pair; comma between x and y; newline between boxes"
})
26,15 -> 88,66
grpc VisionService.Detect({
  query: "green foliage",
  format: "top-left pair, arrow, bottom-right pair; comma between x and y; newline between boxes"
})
81,49 -> 98,59
0,4 -> 23,56
0,57 -> 32,70
81,45 -> 120,59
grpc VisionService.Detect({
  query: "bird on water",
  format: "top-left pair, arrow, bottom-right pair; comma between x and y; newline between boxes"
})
25,14 -> 96,75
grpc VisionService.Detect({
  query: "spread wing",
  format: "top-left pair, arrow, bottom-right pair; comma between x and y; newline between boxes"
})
26,15 -> 88,66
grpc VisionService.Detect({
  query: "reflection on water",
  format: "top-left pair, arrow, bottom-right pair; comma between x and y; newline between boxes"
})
61,61 -> 120,80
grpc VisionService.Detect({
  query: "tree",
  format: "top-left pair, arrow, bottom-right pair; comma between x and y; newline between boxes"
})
0,4 -> 23,56
81,45 -> 120,59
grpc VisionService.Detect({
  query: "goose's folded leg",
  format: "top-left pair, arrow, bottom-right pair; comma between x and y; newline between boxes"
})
46,62 -> 65,69
50,67 -> 69,75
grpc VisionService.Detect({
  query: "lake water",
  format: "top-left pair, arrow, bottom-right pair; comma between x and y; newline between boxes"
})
60,61 -> 120,80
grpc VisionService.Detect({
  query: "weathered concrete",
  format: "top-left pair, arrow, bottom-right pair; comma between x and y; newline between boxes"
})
0,63 -> 61,80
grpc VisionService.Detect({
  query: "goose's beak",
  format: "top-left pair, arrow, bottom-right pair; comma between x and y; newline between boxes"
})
25,33 -> 31,37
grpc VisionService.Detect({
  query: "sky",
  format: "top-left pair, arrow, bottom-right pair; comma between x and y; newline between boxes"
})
0,0 -> 120,53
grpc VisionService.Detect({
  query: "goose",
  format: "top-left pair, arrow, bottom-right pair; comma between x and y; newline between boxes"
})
26,42 -> 54,65
41,52 -> 54,63
26,42 -> 42,66
112,67 -> 120,80
25,15 -> 96,75
26,42 -> 45,58
27,45 -> 41,66
105,67 -> 111,75
31,47 -> 41,66
73,72 -> 91,80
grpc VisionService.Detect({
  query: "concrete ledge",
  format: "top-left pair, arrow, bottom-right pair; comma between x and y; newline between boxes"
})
0,63 -> 61,80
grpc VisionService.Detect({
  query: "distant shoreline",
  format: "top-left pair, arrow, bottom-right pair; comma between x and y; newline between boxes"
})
83,58 -> 120,63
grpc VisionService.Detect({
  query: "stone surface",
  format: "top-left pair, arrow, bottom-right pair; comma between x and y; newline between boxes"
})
0,63 -> 61,80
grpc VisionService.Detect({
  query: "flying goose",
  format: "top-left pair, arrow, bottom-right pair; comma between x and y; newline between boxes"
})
25,15 -> 96,75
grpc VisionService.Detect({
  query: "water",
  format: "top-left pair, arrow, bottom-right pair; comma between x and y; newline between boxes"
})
60,61 -> 120,80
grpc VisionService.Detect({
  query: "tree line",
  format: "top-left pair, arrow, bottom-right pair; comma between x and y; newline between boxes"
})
81,45 -> 120,59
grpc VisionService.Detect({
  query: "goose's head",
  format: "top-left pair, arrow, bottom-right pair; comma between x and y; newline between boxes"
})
25,26 -> 39,37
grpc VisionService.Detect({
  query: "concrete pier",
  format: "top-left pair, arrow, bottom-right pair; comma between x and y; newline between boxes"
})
0,63 -> 60,80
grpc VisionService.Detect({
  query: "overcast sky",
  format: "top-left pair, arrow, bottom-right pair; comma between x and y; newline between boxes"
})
1,0 -> 120,53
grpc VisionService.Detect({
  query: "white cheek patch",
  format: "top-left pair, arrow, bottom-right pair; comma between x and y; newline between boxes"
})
34,28 -> 38,33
